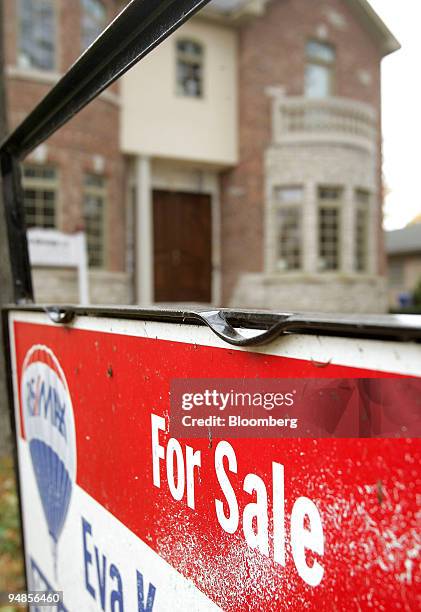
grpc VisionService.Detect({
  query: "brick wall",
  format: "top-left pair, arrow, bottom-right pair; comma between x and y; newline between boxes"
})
220,0 -> 384,307
3,0 -> 127,282
387,253 -> 421,309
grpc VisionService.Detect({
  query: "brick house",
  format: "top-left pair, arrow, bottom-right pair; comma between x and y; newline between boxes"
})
386,221 -> 421,310
2,0 -> 399,311
3,0 -> 127,303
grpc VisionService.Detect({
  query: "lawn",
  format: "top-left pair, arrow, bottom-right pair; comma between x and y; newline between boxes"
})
0,455 -> 25,611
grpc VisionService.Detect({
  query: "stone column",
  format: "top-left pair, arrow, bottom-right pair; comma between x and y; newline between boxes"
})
367,192 -> 378,275
342,185 -> 355,273
135,155 -> 154,305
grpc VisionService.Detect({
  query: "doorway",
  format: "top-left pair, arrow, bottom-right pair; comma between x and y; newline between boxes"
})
153,190 -> 212,303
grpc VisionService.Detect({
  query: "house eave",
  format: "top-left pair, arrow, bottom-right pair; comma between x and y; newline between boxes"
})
201,0 -> 400,56
344,0 -> 401,57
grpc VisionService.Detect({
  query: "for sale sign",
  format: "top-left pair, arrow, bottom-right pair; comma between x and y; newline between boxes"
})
7,310 -> 421,611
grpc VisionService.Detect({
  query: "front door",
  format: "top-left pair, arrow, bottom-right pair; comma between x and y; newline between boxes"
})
153,190 -> 212,303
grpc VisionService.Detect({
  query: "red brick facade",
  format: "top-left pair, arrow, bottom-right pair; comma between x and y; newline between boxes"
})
2,0 -> 393,309
220,0 -> 384,304
3,0 -> 125,273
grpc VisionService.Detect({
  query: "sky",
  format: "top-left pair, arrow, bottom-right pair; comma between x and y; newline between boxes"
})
368,0 -> 421,230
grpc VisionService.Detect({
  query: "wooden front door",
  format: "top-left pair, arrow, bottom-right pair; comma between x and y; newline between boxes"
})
153,190 -> 212,303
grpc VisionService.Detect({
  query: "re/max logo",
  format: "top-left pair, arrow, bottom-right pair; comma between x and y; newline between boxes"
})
25,376 -> 67,440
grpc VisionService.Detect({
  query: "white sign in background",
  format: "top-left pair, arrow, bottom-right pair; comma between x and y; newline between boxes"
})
28,229 -> 90,305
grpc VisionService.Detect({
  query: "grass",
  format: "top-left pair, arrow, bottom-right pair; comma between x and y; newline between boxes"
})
0,455 -> 26,611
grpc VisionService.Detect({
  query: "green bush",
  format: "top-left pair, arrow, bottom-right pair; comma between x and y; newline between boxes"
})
0,456 -> 25,599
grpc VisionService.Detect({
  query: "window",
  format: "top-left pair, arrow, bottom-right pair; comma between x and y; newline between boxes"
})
81,0 -> 107,51
176,39 -> 203,98
83,174 -> 106,268
277,209 -> 302,271
305,40 -> 335,98
274,187 -> 303,271
18,0 -> 55,70
22,164 -> 57,228
355,189 -> 370,272
318,186 -> 342,271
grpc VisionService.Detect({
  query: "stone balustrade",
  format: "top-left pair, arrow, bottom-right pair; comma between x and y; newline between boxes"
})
273,95 -> 378,152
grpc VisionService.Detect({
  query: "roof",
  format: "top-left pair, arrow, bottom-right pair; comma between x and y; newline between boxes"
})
386,224 -> 421,255
344,0 -> 400,57
206,0 -> 400,56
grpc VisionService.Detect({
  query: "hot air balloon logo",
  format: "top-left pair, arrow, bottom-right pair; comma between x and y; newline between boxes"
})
21,345 -> 76,579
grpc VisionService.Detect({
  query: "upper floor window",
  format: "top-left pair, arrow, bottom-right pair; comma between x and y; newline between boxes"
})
18,0 -> 55,71
318,186 -> 342,271
274,187 -> 303,271
305,40 -> 335,99
83,174 -> 106,268
81,0 -> 107,51
22,164 -> 57,228
176,39 -> 203,98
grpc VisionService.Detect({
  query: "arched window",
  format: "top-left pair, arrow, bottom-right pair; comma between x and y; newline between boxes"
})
305,40 -> 335,98
81,0 -> 107,51
176,39 -> 204,98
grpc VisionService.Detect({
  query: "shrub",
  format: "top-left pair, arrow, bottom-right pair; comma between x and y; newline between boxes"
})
413,278 -> 421,307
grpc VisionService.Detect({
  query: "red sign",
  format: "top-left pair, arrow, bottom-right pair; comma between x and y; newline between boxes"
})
9,312 -> 421,611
